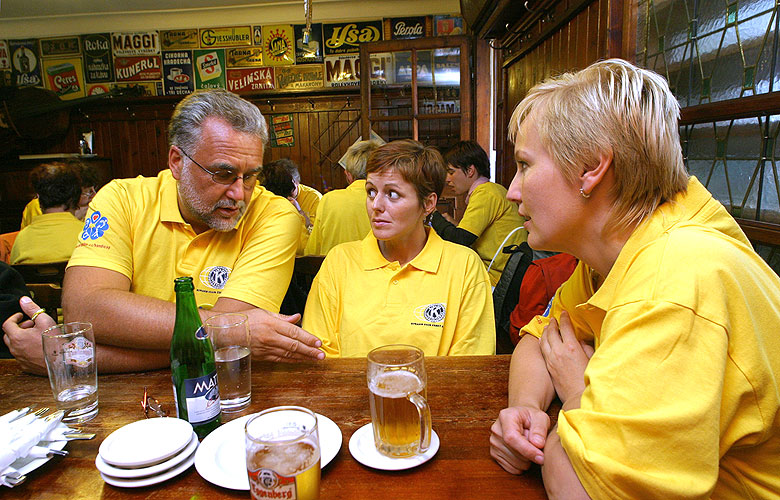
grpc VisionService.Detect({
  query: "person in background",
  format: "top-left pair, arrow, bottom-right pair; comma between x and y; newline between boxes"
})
303,139 -> 495,357
273,158 -> 322,229
262,159 -> 318,254
4,89 -> 324,374
430,141 -> 526,286
20,160 -> 98,228
304,140 -> 379,256
489,59 -> 780,499
10,162 -> 84,265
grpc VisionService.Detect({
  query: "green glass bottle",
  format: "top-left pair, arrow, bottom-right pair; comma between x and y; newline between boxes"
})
170,276 -> 221,439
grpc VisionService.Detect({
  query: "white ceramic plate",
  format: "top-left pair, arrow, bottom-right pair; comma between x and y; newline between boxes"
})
100,447 -> 196,488
348,423 -> 440,471
95,431 -> 198,479
99,418 -> 193,468
195,412 -> 341,490
11,439 -> 67,477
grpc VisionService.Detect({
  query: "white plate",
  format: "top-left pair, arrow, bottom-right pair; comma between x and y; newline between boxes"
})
10,439 -> 67,477
100,447 -> 196,488
99,418 -> 193,468
195,412 -> 341,490
348,423 -> 439,470
95,431 -> 198,479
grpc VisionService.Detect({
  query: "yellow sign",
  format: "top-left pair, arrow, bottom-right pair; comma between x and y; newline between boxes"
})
262,25 -> 295,66
226,47 -> 264,67
199,26 -> 252,48
42,57 -> 85,100
276,65 -> 324,91
161,29 -> 200,49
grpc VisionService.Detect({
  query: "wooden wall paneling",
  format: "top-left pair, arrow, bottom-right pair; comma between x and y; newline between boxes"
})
598,0 -> 609,59
475,38 -> 492,152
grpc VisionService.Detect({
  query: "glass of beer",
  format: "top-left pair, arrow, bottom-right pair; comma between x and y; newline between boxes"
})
204,312 -> 251,412
367,344 -> 431,458
245,406 -> 320,500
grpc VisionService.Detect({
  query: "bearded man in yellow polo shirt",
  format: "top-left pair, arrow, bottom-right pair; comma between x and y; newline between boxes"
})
430,141 -> 526,286
4,89 -> 325,374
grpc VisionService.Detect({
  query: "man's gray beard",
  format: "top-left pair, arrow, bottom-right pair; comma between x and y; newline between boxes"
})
178,166 -> 247,231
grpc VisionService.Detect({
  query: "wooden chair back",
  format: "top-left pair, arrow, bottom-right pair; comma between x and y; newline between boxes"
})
11,261 -> 68,286
280,255 -> 326,317
27,283 -> 63,319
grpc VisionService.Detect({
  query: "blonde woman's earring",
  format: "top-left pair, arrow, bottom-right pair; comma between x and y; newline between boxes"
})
580,188 -> 591,199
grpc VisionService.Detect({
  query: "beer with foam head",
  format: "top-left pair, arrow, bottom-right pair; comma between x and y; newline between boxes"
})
367,345 -> 431,458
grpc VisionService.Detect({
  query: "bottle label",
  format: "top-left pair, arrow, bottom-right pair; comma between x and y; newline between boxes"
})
183,371 -> 220,424
195,326 -> 208,340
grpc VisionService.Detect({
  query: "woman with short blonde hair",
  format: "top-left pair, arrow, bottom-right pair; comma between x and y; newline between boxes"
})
491,59 -> 780,499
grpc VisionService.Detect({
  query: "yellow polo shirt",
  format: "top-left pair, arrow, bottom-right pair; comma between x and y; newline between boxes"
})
297,184 -> 322,224
68,169 -> 300,312
456,182 -> 526,286
294,184 -> 322,255
10,212 -> 84,264
20,198 -> 42,229
302,229 -> 495,357
303,180 -> 370,256
521,177 -> 780,499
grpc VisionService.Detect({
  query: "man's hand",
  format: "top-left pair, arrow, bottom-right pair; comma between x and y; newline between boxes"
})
490,405 -> 551,474
540,311 -> 594,405
245,309 -> 325,362
2,296 -> 56,375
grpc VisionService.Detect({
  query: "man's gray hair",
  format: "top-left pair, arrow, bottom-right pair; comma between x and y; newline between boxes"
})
168,89 -> 269,153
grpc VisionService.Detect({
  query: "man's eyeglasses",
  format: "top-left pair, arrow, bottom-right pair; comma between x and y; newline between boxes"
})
177,147 -> 260,188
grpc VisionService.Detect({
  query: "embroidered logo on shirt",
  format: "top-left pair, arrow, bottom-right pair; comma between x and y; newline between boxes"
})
413,303 -> 446,323
199,266 -> 231,290
81,211 -> 110,240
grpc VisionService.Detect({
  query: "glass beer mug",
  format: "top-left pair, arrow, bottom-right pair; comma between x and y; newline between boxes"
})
367,344 -> 432,458
245,406 -> 321,500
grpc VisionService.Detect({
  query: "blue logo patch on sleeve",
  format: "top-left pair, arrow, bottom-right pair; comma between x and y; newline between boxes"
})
82,211 -> 110,240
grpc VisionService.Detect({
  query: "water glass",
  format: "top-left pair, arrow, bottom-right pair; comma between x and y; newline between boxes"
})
41,322 -> 98,423
245,406 -> 320,500
204,312 -> 251,412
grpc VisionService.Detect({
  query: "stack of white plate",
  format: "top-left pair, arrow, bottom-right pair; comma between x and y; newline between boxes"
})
95,418 -> 198,488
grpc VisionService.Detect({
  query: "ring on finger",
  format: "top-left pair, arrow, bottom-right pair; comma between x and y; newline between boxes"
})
30,308 -> 46,322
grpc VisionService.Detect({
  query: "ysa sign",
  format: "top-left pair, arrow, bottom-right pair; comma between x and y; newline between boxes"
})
323,21 -> 382,55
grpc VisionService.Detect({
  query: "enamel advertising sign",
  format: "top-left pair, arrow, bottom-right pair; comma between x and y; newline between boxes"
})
262,25 -> 295,66
162,50 -> 194,95
42,57 -> 86,100
200,27 -> 252,48
322,21 -> 382,55
226,67 -> 274,92
82,33 -> 114,83
114,55 -> 162,81
112,32 -> 160,57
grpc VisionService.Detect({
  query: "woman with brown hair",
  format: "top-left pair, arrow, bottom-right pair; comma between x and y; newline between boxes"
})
302,139 -> 495,357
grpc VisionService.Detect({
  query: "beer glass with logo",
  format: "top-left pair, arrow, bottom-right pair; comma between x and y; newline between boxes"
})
41,322 -> 98,423
204,312 -> 251,412
245,406 -> 320,500
367,344 -> 431,458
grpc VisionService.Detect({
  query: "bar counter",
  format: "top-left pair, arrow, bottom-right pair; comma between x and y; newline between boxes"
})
0,355 -> 549,499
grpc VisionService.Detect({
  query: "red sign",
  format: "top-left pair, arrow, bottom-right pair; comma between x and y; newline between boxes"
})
226,67 -> 274,92
114,56 -> 162,81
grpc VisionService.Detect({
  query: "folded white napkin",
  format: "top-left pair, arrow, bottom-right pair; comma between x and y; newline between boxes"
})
0,410 -> 65,487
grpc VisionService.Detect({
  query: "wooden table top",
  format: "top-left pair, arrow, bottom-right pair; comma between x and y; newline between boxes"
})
0,356 -> 548,499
